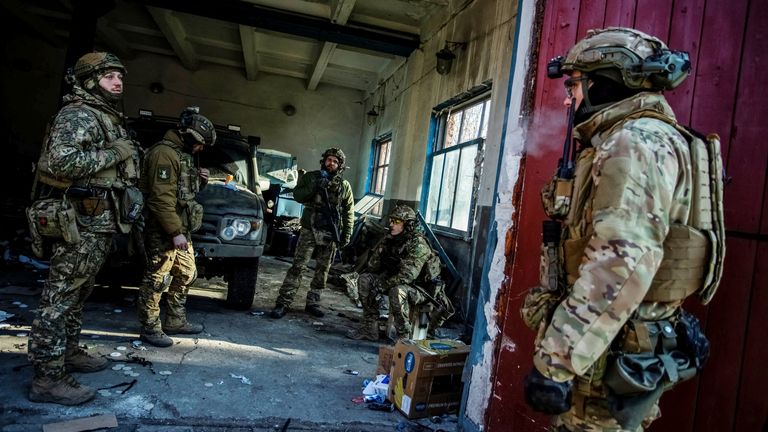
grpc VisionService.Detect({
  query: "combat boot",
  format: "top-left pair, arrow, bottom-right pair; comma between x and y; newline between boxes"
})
163,317 -> 203,335
140,330 -> 174,347
29,374 -> 96,406
65,347 -> 109,373
270,305 -> 287,319
304,304 -> 325,318
346,321 -> 378,341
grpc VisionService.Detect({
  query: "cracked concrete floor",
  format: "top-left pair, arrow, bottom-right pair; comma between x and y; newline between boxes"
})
0,255 -> 459,431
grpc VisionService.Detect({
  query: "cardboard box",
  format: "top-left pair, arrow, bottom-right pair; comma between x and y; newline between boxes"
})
389,339 -> 470,419
376,345 -> 394,375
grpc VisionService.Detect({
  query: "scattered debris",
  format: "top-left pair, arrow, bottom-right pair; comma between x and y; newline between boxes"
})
158,370 -> 172,376
229,373 -> 251,385
204,382 -> 214,387
116,346 -> 127,351
42,413 -> 118,432
0,310 -> 14,323
18,255 -> 49,270
109,352 -> 122,358
113,309 -> 123,313
249,311 -> 265,316
343,369 -> 359,376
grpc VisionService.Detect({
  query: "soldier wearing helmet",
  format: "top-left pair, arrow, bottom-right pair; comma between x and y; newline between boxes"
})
27,52 -> 140,406
522,28 -> 724,431
347,204 -> 453,341
136,107 -> 215,347
270,147 -> 354,319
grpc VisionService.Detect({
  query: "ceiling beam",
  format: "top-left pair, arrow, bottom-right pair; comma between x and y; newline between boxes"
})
307,0 -> 356,90
147,6 -> 199,70
96,18 -> 136,59
133,0 -> 420,57
238,25 -> 259,81
1,0 -> 63,47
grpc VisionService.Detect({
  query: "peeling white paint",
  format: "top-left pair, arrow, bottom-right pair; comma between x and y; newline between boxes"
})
464,0 -> 536,429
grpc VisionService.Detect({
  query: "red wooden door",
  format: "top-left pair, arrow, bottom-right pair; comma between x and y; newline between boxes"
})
484,1 -> 768,431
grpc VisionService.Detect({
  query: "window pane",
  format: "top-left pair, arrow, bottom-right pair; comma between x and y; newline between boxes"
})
372,200 -> 383,217
444,111 -> 462,149
437,150 -> 459,226
460,103 -> 483,143
379,166 -> 388,194
426,154 -> 445,223
480,100 -> 491,138
382,141 -> 391,163
451,145 -> 478,231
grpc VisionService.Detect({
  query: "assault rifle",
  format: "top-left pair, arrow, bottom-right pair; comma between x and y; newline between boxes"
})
320,186 -> 342,244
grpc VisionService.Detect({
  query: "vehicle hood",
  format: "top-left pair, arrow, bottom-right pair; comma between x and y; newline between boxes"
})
196,183 -> 264,218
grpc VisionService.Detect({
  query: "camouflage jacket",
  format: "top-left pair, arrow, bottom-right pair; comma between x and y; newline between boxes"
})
534,93 -> 694,382
44,85 -> 129,232
368,230 -> 433,289
140,130 -> 199,237
293,169 -> 354,244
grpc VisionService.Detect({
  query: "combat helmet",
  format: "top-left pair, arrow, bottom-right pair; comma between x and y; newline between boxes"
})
548,27 -> 690,91
389,204 -> 418,232
73,52 -> 126,90
179,107 -> 216,147
320,147 -> 346,170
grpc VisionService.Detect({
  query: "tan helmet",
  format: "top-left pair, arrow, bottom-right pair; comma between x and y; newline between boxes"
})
321,147 -> 346,169
550,27 -> 690,91
74,52 -> 126,83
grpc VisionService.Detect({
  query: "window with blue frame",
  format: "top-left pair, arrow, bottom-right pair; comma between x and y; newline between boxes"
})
424,96 -> 490,235
368,134 -> 392,216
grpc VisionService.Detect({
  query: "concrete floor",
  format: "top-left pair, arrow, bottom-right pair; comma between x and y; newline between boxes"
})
0,256 -> 459,431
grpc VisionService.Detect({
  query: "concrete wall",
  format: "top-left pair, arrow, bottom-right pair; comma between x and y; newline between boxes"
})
350,0 -> 519,329
122,54 -> 365,189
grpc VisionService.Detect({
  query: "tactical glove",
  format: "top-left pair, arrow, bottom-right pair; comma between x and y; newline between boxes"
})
107,138 -> 136,162
523,367 -> 572,415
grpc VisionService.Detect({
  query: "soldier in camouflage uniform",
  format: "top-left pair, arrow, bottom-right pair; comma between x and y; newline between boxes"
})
270,148 -> 354,319
346,205 -> 450,341
521,28 -> 725,431
27,52 -> 140,405
137,107 -> 216,347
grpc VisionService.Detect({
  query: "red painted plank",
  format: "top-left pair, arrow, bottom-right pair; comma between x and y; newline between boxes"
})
693,237 -> 755,432
604,0 -> 636,28
633,0 -> 673,42
723,0 -> 768,233
664,0 -> 706,125
576,0 -> 607,37
734,242 -> 768,432
689,0 -> 749,169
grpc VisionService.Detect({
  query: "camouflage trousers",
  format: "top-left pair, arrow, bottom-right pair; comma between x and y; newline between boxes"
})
28,230 -> 112,378
137,231 -> 197,333
276,228 -> 336,308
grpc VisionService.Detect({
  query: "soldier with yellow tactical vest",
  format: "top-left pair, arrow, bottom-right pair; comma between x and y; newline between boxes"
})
137,107 -> 215,347
521,28 -> 725,431
270,148 -> 354,319
27,52 -> 141,405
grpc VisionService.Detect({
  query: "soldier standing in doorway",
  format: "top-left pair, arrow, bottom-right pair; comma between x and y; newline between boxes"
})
136,107 -> 215,347
270,148 -> 354,319
521,28 -> 725,431
27,52 -> 141,405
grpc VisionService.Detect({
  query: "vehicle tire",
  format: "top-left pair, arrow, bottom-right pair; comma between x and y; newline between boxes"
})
225,257 -> 259,310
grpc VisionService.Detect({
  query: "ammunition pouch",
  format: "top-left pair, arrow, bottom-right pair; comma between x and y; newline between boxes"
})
523,368 -> 573,415
183,201 -> 204,233
26,197 -> 81,249
119,186 -> 144,224
674,309 -> 710,370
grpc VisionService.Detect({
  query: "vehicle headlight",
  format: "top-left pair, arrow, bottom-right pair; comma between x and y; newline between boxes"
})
220,218 -> 263,241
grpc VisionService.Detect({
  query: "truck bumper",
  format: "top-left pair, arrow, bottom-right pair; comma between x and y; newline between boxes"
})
195,243 -> 264,258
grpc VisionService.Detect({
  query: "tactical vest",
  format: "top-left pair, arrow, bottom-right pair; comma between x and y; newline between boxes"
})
36,101 -> 128,190
558,109 -> 725,306
312,175 -> 344,231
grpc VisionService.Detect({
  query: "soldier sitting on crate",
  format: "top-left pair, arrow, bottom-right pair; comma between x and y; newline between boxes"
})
346,205 -> 453,341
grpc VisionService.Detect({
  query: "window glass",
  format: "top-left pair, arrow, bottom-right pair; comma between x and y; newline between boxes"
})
369,136 -> 392,216
424,94 -> 490,235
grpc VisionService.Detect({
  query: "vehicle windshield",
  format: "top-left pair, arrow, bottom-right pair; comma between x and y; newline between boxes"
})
198,141 -> 253,188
